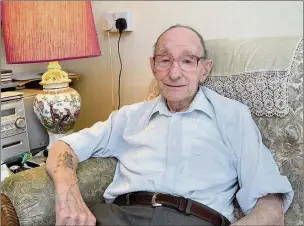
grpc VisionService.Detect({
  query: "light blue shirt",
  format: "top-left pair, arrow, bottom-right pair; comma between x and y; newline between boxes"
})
60,86 -> 293,222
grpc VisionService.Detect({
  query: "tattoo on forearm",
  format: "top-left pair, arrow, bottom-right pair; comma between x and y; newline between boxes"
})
53,152 -> 74,174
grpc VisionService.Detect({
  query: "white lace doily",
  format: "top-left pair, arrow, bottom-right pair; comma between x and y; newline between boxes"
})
203,69 -> 289,117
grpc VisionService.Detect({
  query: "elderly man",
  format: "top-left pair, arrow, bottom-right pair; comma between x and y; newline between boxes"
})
47,24 -> 293,226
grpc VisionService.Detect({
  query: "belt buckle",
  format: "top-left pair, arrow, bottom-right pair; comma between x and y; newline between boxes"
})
125,193 -> 131,205
151,193 -> 162,207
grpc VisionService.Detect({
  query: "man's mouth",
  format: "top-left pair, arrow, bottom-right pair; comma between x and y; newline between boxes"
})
165,84 -> 185,87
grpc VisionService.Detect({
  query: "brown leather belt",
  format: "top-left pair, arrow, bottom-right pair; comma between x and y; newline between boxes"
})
114,192 -> 231,226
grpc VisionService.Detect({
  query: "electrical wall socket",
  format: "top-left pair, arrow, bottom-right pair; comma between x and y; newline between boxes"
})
104,11 -> 133,32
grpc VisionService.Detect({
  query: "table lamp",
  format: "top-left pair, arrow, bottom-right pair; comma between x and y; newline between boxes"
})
2,1 -> 101,149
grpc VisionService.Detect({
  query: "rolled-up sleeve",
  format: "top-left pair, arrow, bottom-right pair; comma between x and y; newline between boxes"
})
59,111 -> 118,162
235,107 -> 294,215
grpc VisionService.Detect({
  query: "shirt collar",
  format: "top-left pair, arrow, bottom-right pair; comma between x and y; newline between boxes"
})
148,86 -> 214,121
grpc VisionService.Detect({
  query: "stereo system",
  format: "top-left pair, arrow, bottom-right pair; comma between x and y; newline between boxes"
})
1,92 -> 30,163
1,90 -> 49,164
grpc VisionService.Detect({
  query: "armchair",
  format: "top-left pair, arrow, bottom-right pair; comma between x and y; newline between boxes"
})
1,37 -> 303,226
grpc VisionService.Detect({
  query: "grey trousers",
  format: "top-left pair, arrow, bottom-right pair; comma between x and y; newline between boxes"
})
90,203 -> 214,226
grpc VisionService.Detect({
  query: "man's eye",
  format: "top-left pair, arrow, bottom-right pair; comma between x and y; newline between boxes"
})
182,59 -> 195,64
161,59 -> 171,63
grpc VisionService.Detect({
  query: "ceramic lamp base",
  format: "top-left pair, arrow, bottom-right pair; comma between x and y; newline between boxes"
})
47,130 -> 73,150
33,62 -> 81,150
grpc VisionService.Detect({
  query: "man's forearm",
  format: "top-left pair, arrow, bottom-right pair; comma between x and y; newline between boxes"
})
46,140 -> 79,187
46,141 -> 94,224
232,194 -> 284,225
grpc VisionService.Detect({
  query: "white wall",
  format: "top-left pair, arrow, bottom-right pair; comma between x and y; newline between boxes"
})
1,1 -> 303,130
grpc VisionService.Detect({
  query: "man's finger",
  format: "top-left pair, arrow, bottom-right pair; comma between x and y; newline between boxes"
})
65,216 -> 77,226
84,214 -> 96,226
56,215 -> 68,226
75,213 -> 86,226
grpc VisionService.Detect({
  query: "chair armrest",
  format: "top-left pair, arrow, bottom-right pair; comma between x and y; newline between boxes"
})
1,193 -> 20,226
1,157 -> 117,226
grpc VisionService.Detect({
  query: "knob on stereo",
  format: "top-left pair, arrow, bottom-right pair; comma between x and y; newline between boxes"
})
15,117 -> 26,129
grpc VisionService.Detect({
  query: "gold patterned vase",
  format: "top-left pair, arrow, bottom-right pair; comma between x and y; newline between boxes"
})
33,62 -> 81,149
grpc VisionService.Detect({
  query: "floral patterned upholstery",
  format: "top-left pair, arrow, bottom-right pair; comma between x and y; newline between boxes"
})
252,39 -> 303,225
1,38 -> 302,226
1,158 -> 117,226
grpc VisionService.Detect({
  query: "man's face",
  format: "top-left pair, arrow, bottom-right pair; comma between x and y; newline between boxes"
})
150,27 -> 213,102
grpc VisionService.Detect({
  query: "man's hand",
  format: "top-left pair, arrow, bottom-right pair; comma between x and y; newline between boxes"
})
55,184 -> 96,225
232,193 -> 284,225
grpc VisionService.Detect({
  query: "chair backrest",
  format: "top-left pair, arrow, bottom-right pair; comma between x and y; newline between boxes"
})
146,37 -> 303,225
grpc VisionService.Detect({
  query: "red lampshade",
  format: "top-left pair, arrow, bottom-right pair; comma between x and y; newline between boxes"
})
1,0 -> 101,64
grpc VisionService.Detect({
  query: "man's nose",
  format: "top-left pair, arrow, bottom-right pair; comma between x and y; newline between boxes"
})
168,61 -> 182,80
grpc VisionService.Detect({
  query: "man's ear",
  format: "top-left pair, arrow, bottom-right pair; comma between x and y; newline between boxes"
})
199,59 -> 213,83
150,57 -> 156,77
